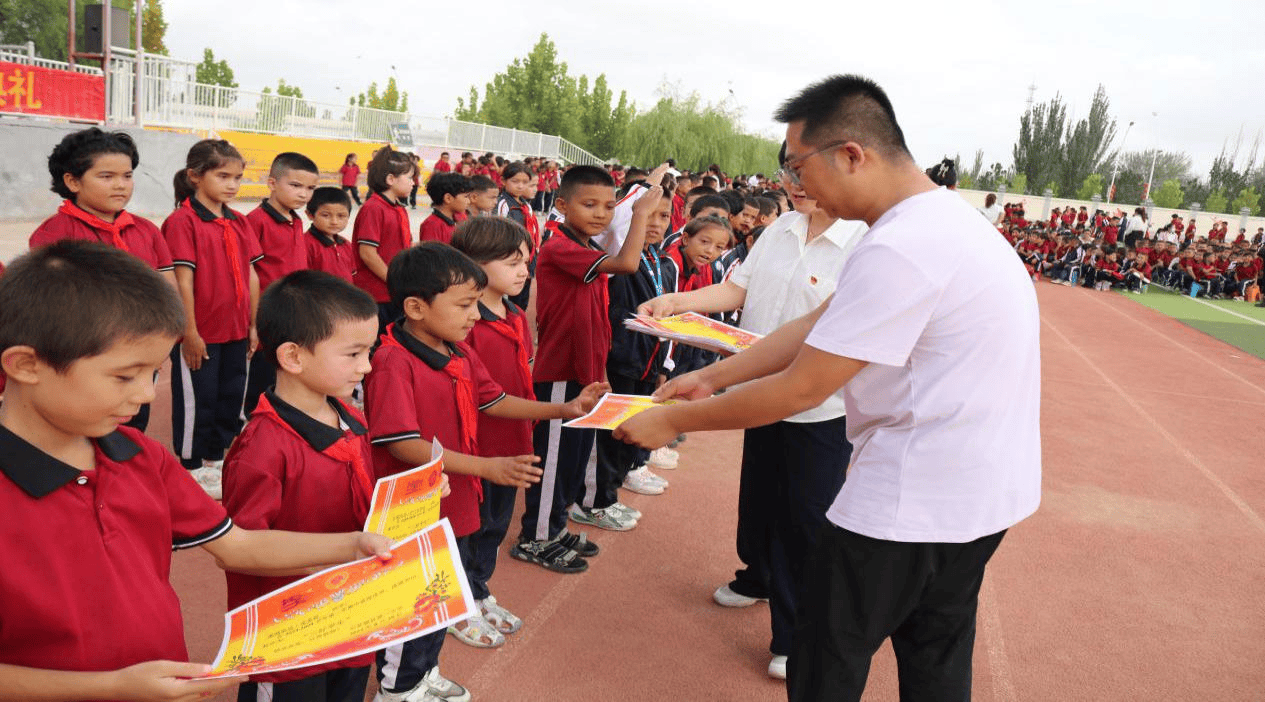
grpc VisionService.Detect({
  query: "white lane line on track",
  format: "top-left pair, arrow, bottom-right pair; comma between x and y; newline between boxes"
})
979,574 -> 1017,702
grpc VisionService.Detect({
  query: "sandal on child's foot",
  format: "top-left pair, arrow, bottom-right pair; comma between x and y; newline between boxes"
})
480,595 -> 522,634
447,612 -> 505,648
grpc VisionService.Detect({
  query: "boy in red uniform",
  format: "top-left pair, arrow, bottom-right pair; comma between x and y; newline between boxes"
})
419,173 -> 473,245
0,241 -> 391,701
1124,250 -> 1152,293
353,148 -> 416,332
305,187 -> 357,283
433,152 -> 453,173
513,166 -> 663,572
243,152 -> 320,415
364,243 -> 604,698
223,270 -> 396,702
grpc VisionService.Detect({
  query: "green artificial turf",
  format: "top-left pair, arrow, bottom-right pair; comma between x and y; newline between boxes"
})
1120,287 -> 1265,360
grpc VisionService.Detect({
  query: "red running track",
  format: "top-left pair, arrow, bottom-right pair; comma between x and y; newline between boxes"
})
160,280 -> 1264,701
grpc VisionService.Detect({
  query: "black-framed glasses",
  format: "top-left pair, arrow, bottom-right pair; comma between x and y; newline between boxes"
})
780,140 -> 846,186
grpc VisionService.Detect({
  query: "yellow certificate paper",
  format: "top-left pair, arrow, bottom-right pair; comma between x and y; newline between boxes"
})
364,441 -> 444,542
562,393 -> 676,430
205,520 -> 474,678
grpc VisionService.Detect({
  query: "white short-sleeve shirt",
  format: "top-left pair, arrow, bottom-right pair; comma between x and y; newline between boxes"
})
730,211 -> 867,422
805,188 -> 1041,543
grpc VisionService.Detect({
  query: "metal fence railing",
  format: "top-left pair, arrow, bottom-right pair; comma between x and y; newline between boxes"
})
0,49 -> 103,76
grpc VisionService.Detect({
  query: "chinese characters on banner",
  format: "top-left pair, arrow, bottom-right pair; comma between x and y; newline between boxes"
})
0,62 -> 105,122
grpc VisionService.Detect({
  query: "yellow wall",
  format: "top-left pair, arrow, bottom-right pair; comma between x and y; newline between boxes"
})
215,131 -> 433,200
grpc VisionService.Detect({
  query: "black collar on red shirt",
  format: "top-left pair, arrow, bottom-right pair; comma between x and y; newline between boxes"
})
0,424 -> 140,499
188,196 -> 237,222
307,226 -> 344,248
262,390 -> 366,452
477,298 -> 523,322
371,191 -> 405,209
430,209 -> 457,226
556,223 -> 602,252
259,199 -> 297,225
390,322 -> 463,371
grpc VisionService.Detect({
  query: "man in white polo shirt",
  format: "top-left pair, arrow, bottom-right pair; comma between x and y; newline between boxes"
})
616,74 -> 1041,701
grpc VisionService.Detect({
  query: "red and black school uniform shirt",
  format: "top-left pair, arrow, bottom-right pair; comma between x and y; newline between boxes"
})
533,224 -> 611,385
418,208 -> 459,245
1103,225 -> 1119,246
1235,258 -> 1261,282
245,200 -> 309,291
0,425 -> 231,679
30,201 -> 173,272
433,159 -> 452,173
1128,260 -> 1152,278
339,163 -> 360,187
670,191 -> 687,233
352,192 -> 412,303
221,391 -> 374,683
305,226 -> 357,283
466,300 -> 535,458
363,325 -> 506,537
1061,210 -> 1076,228
1096,258 -> 1123,279
164,198 -> 264,344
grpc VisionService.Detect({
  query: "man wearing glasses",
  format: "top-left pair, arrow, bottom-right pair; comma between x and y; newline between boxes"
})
617,75 -> 1042,701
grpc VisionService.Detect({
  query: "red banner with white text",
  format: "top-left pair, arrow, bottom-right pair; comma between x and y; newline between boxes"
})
0,61 -> 105,122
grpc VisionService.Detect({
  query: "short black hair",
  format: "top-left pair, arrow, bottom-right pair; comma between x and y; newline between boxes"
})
425,173 -> 474,207
557,165 -> 615,201
690,194 -> 731,217
47,127 -> 140,200
470,175 -> 497,191
754,197 -> 778,217
0,241 -> 184,372
387,242 -> 488,309
701,175 -> 719,188
683,215 -> 732,238
257,270 -> 377,367
719,190 -> 745,215
269,152 -> 319,179
774,74 -> 910,159
451,217 -> 533,264
686,185 -> 716,199
501,161 -> 533,183
926,158 -> 957,187
307,186 -> 352,216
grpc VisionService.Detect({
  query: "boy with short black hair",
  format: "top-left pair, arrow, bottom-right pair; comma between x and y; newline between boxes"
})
419,173 -> 474,245
513,166 -> 663,570
467,175 -> 499,217
244,151 -> 321,415
222,270 -> 387,702
0,241 -> 391,700
365,242 -> 604,696
305,186 -> 357,283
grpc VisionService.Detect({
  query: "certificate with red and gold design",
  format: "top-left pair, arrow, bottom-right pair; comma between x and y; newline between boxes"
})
205,520 -> 473,678
624,312 -> 763,354
364,442 -> 444,542
563,393 -> 677,430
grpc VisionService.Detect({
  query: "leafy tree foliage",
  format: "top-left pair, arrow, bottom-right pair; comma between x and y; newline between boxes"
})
354,77 -> 408,112
1231,186 -> 1260,216
0,0 -> 168,61
620,90 -> 778,174
257,79 -> 314,131
194,47 -> 236,107
1205,189 -> 1228,214
1151,179 -> 1184,208
1076,173 -> 1104,200
1013,86 -> 1116,196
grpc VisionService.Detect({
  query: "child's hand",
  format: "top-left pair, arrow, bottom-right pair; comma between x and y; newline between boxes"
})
631,185 -> 664,216
483,455 -> 544,488
247,326 -> 260,359
439,472 -> 451,498
565,382 -> 611,417
354,532 -> 395,560
108,660 -> 244,702
180,333 -> 209,371
647,162 -> 672,188
636,295 -> 677,319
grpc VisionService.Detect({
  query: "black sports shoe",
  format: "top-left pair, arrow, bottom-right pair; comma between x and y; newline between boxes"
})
510,537 -> 589,574
556,530 -> 600,557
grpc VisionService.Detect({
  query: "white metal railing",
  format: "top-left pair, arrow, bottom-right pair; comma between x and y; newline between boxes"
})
0,49 -> 103,76
96,53 -> 602,165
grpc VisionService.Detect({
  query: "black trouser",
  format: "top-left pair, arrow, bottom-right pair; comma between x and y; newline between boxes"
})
343,185 -> 361,206
520,381 -> 595,542
409,184 -> 418,208
374,537 -> 471,693
241,356 -> 276,419
171,339 -> 248,470
467,478 -> 517,600
237,666 -> 370,702
590,372 -> 654,509
789,526 -> 1007,702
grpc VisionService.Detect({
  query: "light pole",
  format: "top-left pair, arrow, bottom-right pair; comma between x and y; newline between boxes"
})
1107,120 -> 1134,203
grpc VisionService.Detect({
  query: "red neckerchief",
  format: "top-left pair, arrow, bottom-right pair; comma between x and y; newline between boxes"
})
58,200 -> 135,252
379,326 -> 480,457
517,198 -> 540,253
665,242 -> 715,292
183,198 -> 247,307
372,192 -> 411,248
484,307 -> 533,392
251,393 -> 374,498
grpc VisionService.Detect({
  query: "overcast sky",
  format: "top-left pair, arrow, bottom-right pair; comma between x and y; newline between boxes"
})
164,0 -> 1260,179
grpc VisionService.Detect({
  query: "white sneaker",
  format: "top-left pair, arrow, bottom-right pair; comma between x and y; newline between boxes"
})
568,504 -> 637,531
622,467 -> 665,495
372,687 -> 443,702
713,584 -> 767,608
610,501 -> 642,520
190,465 -> 222,500
422,665 -> 470,702
649,446 -> 679,469
631,465 -> 668,488
768,655 -> 788,679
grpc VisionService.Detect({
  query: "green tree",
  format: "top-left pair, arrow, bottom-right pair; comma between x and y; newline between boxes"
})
976,162 -> 1008,192
257,79 -> 314,132
618,89 -> 778,174
354,77 -> 408,112
1152,179 -> 1184,208
1231,186 -> 1260,215
1008,173 -> 1028,196
1012,93 -> 1066,199
0,0 -> 168,61
139,0 -> 167,55
1076,173 -> 1104,200
1205,188 -> 1229,214
194,47 -> 236,107
1055,85 -> 1117,198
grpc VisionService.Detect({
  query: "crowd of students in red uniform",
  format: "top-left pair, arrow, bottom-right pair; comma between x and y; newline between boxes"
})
998,201 -> 1265,301
0,126 -> 799,702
